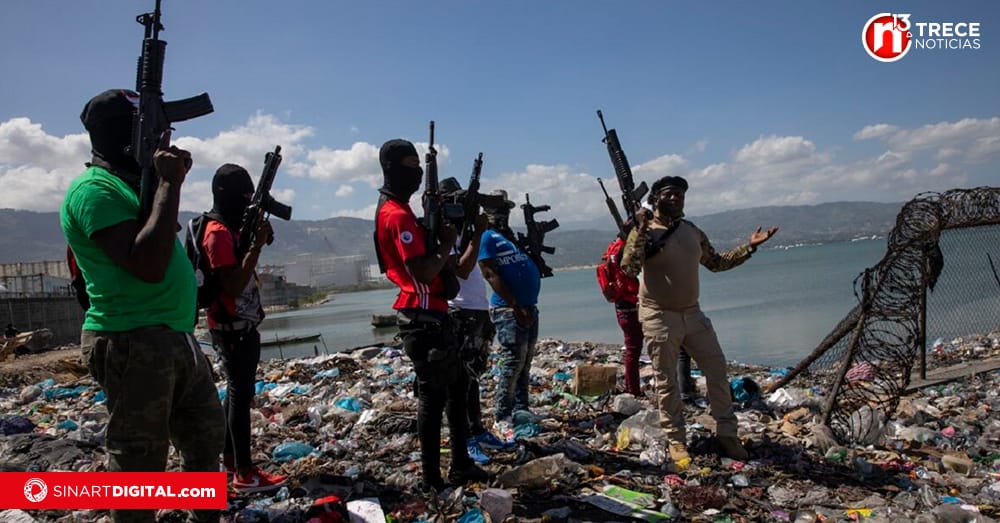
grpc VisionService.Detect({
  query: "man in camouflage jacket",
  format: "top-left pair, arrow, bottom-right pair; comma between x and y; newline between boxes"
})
621,175 -> 777,466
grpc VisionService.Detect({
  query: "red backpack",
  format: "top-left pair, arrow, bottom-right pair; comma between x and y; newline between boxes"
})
596,238 -> 639,304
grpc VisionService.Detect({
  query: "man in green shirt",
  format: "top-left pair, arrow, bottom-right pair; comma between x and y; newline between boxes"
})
60,89 -> 224,523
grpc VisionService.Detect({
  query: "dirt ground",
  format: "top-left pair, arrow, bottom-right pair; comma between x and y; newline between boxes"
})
0,345 -> 89,388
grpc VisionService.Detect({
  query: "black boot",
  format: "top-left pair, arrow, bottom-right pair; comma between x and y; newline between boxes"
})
448,463 -> 490,485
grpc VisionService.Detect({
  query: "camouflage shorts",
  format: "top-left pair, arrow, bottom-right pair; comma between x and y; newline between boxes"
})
449,307 -> 495,376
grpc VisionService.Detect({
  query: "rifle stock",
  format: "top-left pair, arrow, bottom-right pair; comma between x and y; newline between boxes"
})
598,178 -> 626,238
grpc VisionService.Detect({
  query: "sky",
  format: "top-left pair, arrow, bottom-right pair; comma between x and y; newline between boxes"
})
1,1 -> 998,225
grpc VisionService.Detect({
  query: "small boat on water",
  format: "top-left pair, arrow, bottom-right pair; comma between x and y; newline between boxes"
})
261,333 -> 323,348
371,314 -> 397,329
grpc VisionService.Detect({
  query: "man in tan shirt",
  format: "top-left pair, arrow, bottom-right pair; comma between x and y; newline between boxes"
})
621,175 -> 777,466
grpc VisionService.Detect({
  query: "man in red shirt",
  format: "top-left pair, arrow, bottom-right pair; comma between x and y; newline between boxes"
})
374,139 -> 488,492
199,164 -> 286,493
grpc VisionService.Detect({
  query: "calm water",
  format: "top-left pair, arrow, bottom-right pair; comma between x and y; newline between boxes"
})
260,233 -> 1000,368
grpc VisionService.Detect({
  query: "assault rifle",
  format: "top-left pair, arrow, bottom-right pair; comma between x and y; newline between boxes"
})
132,0 -> 214,223
237,146 -> 293,258
517,193 -> 560,278
421,121 -> 461,298
458,152 -> 484,252
423,121 -> 442,254
455,153 -> 508,251
597,110 -> 648,234
598,177 -> 626,239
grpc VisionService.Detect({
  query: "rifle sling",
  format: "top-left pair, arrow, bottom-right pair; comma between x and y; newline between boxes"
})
644,220 -> 684,258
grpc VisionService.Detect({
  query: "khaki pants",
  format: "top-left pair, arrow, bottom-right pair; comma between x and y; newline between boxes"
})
639,305 -> 737,443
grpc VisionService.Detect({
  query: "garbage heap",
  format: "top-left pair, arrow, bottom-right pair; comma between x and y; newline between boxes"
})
1,331 -> 999,522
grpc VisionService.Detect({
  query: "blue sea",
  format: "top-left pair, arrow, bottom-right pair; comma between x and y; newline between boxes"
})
260,232 -> 1000,368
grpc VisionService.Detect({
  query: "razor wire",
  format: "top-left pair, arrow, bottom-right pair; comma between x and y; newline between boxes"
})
769,187 -> 1000,444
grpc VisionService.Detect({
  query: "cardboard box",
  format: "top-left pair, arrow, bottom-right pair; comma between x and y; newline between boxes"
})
573,365 -> 618,396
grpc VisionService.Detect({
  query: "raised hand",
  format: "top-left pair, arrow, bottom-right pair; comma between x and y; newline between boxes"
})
750,226 -> 779,248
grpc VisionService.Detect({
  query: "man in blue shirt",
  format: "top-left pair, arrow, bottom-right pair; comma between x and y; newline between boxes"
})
478,190 -> 541,424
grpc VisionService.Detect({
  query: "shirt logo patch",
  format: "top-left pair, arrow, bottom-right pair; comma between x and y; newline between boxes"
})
400,231 -> 414,244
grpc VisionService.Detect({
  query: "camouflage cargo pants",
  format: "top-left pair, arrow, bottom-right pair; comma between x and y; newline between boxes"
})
82,326 -> 225,523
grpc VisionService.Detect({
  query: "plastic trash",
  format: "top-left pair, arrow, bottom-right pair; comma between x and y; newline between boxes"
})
313,368 -> 341,379
497,453 -> 582,489
730,376 -> 761,405
44,385 -> 88,400
334,397 -> 363,412
0,416 -> 35,436
479,488 -> 513,522
615,410 -> 664,450
456,509 -> 485,523
271,441 -> 315,463
612,393 -> 642,416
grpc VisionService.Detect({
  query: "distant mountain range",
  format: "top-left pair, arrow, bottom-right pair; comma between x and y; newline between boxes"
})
0,201 -> 902,268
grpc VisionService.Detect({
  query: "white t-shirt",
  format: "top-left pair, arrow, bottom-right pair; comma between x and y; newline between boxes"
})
449,239 -> 489,311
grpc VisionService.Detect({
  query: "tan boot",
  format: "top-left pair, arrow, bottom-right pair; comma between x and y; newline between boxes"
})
717,435 -> 749,461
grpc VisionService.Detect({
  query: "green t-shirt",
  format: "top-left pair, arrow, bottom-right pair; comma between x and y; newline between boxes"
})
60,166 -> 196,332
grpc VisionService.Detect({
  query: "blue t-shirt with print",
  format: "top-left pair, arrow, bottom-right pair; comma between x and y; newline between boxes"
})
477,229 -> 541,307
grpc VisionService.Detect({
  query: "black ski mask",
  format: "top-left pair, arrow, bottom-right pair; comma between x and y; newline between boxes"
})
212,164 -> 255,228
379,139 -> 422,199
80,89 -> 142,189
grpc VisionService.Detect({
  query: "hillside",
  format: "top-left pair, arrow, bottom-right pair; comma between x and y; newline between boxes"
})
0,201 -> 901,268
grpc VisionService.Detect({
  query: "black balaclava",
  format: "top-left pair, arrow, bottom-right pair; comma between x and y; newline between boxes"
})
378,139 -> 422,200
80,89 -> 142,190
212,164 -> 255,228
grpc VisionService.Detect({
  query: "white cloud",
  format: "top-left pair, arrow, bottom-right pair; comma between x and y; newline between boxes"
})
176,112 -> 314,177
968,135 -> 1000,162
333,202 -> 379,219
855,117 -> 1000,156
853,123 -> 899,140
0,118 -> 90,211
1,113 -> 995,223
734,135 -> 817,166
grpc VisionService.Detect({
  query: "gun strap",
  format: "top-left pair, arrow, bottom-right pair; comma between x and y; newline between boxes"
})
644,220 -> 684,258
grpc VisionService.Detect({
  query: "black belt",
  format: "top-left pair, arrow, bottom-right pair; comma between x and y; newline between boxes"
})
211,319 -> 253,332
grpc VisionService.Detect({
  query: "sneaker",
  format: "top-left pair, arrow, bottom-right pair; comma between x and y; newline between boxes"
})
466,439 -> 490,465
717,436 -> 749,461
475,430 -> 516,450
233,466 -> 288,494
447,464 -> 490,486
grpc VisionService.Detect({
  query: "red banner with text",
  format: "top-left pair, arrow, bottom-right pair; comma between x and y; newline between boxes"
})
0,472 -> 227,510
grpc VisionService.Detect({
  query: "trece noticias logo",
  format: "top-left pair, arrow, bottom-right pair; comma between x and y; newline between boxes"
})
23,478 -> 48,503
862,13 -> 982,62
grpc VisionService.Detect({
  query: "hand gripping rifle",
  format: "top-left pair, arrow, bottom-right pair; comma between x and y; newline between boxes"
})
598,178 -> 626,239
597,110 -> 648,235
517,193 -> 560,278
132,0 -> 215,223
237,146 -> 293,258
